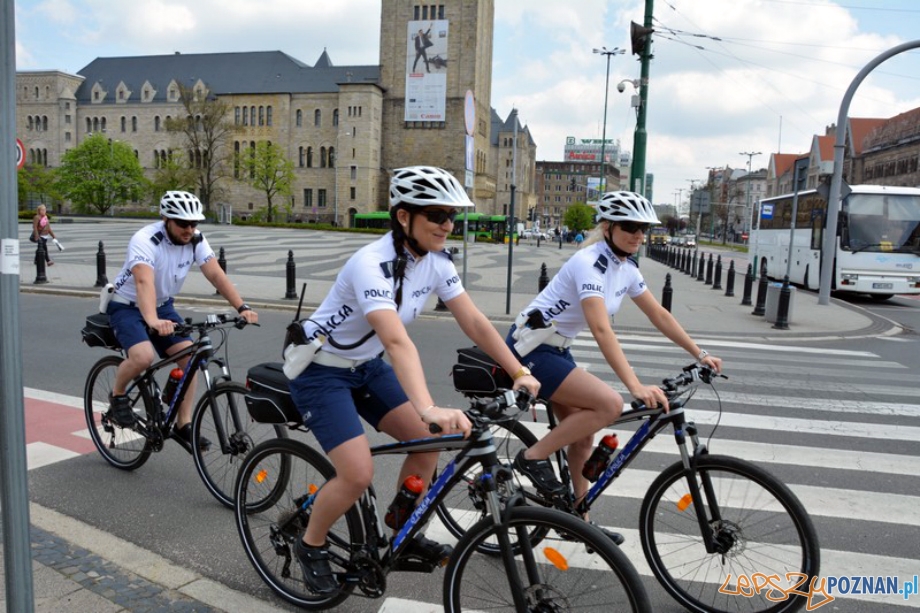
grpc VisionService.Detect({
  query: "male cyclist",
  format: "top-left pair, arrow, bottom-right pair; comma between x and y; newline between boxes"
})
106,191 -> 258,448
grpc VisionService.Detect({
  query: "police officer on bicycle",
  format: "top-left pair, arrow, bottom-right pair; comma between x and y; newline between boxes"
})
106,191 -> 258,448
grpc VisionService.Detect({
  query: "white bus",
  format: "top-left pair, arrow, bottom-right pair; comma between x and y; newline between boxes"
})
754,184 -> 920,299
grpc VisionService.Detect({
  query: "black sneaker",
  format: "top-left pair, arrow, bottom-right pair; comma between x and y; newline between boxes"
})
592,522 -> 625,546
403,533 -> 452,566
108,394 -> 136,428
294,540 -> 339,595
513,449 -> 565,496
172,423 -> 212,452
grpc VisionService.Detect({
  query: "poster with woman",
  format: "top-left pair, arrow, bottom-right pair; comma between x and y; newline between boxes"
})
405,19 -> 449,122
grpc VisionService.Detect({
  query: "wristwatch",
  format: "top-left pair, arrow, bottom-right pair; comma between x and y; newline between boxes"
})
237,303 -> 252,314
697,349 -> 709,361
512,365 -> 532,380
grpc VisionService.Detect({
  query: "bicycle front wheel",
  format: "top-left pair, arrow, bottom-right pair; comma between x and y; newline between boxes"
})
191,381 -> 288,508
640,454 -> 820,613
444,505 -> 651,613
235,438 -> 363,610
83,354 -> 153,470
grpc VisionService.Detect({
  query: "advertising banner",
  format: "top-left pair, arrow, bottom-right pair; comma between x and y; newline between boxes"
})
405,20 -> 448,121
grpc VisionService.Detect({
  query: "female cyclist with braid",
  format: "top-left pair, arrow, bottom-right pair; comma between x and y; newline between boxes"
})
286,166 -> 540,595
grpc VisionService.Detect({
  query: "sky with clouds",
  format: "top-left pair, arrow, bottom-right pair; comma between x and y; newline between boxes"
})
13,0 -> 920,210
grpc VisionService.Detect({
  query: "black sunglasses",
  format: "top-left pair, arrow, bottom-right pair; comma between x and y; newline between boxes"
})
417,208 -> 459,224
618,221 -> 651,234
172,219 -> 199,229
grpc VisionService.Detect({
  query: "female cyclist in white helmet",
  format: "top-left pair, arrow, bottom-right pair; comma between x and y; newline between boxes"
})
505,190 -> 722,544
286,166 -> 540,595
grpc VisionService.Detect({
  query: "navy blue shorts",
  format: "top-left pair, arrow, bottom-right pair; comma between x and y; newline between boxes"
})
288,357 -> 409,453
505,325 -> 578,400
107,299 -> 191,357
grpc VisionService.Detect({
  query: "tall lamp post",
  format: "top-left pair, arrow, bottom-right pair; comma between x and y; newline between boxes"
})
740,151 -> 761,272
593,47 -> 624,196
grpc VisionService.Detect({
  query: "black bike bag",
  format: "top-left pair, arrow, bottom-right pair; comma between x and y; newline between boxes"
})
244,362 -> 302,424
81,313 -> 122,350
453,346 -> 513,398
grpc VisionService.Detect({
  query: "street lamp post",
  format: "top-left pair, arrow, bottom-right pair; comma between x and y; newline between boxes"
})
593,47 -> 624,196
740,151 -> 761,272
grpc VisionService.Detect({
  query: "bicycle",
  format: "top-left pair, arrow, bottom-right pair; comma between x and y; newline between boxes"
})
436,361 -> 821,613
233,377 -> 651,612
82,311 -> 287,508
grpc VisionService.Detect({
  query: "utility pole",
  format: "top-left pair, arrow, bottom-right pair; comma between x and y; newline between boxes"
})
505,109 -> 518,315
629,0 -> 655,197
593,47 -> 624,195
740,151 -> 761,275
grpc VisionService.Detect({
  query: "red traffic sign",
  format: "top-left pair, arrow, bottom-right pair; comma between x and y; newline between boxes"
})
741,232 -> 749,240
16,138 -> 25,170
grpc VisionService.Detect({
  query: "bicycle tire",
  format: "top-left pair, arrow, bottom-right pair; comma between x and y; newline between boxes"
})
235,438 -> 363,610
434,419 -> 549,555
191,381 -> 288,508
83,354 -> 153,470
444,505 -> 651,613
640,454 -> 820,613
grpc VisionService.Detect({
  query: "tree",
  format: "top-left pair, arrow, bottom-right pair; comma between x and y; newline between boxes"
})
55,133 -> 147,215
17,163 -> 60,209
165,83 -> 237,213
148,153 -> 198,203
238,141 -> 295,223
563,202 -> 596,233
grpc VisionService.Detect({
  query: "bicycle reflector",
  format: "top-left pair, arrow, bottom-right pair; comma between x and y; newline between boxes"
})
677,493 -> 693,512
543,547 -> 569,571
255,469 -> 268,484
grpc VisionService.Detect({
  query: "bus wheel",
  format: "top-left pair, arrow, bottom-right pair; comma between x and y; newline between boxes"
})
870,294 -> 893,301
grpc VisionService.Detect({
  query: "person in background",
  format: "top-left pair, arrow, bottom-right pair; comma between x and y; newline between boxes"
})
507,191 -> 722,544
32,204 -> 58,265
287,166 -> 540,594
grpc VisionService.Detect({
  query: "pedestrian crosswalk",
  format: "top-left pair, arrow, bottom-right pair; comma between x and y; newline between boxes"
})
23,332 -> 920,611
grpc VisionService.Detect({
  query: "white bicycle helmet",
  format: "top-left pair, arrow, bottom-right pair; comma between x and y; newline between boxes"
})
389,166 -> 474,208
596,191 -> 660,224
160,190 -> 206,221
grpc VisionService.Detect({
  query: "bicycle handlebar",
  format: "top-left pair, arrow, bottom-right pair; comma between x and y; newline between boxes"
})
149,313 -> 255,337
630,363 -> 726,411
428,388 -> 535,434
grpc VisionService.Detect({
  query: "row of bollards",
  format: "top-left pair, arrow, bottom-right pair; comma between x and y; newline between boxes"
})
647,242 -> 790,329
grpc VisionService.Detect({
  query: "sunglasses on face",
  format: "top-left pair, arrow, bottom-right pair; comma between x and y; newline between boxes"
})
172,219 -> 199,229
417,208 -> 459,224
618,221 -> 651,234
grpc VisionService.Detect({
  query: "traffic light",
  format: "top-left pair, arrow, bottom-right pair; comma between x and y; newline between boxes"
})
630,21 -> 654,56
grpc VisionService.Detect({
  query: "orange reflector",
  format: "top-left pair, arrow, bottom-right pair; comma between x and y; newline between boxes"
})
677,493 -> 693,511
543,547 -> 569,571
255,469 -> 268,484
308,483 -> 319,495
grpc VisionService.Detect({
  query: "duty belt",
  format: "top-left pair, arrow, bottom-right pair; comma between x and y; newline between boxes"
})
312,350 -> 374,370
111,294 -> 172,308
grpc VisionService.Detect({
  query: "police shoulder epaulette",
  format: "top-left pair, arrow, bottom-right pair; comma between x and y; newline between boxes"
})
627,255 -> 639,268
150,231 -> 164,245
593,254 -> 609,274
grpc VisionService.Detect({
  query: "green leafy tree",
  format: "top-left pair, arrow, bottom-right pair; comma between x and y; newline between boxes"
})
55,133 -> 148,215
165,83 -> 237,212
17,163 -> 60,208
148,153 -> 198,202
238,141 -> 295,223
563,202 -> 596,233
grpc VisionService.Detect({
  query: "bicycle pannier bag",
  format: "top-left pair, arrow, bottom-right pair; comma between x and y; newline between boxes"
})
81,313 -> 121,350
453,346 -> 513,397
244,362 -> 302,424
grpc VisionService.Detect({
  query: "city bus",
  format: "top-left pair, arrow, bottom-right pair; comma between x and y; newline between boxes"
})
353,211 -> 508,242
754,185 -> 920,299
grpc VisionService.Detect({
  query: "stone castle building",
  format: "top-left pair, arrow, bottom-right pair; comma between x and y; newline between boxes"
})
15,0 -> 537,227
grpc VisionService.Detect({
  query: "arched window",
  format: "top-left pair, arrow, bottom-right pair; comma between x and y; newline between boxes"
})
99,117 -> 104,132
333,109 -> 339,126
259,106 -> 264,126
320,146 -> 327,168
314,109 -> 321,127
233,141 -> 241,178
296,109 -> 302,127
155,116 -> 160,132
92,117 -> 99,132
131,116 -> 137,132
235,107 -> 240,125
250,106 -> 256,126
27,117 -> 33,130
121,116 -> 126,132
86,118 -> 92,133
34,86 -> 39,99
307,147 -> 313,168
266,106 -> 272,126
298,146 -> 305,167
329,147 -> 335,168
242,108 -> 248,126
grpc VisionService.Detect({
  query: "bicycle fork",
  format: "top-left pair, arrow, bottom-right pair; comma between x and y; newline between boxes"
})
674,420 -> 726,556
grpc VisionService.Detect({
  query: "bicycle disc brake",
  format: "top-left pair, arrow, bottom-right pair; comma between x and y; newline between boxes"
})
712,519 -> 745,560
525,583 -> 569,612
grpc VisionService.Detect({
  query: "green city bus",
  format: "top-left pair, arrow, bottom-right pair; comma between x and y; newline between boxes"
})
353,211 -> 507,242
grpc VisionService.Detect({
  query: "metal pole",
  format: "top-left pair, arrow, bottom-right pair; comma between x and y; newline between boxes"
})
629,0 -> 654,197
819,39 -> 920,305
1,0 -> 36,608
505,109 -> 518,315
740,152 -> 761,275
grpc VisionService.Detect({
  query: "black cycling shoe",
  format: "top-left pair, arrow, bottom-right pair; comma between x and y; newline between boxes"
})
107,394 -> 136,428
513,449 -> 565,497
403,533 -> 453,566
593,522 -> 625,546
295,540 -> 339,595
171,423 -> 212,452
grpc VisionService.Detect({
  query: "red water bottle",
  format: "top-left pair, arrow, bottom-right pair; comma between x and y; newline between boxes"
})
162,368 -> 184,404
385,474 -> 425,529
582,434 -> 619,482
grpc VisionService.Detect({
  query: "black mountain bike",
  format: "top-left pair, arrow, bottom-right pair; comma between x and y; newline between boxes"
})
82,312 -> 286,507
436,363 -> 821,613
233,380 -> 651,612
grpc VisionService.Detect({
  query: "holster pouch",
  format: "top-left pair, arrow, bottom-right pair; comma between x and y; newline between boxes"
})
98,283 -> 115,313
282,334 -> 325,379
512,309 -> 556,357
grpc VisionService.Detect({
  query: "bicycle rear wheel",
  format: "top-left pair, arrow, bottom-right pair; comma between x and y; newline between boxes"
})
191,381 -> 287,508
235,438 -> 363,610
444,505 -> 650,612
640,454 -> 820,613
83,354 -> 153,470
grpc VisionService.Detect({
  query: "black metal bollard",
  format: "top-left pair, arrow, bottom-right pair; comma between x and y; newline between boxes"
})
752,268 -> 769,316
661,273 -> 673,313
697,252 -> 706,281
705,253 -> 714,285
724,260 -> 736,297
538,262 -> 549,292
741,263 -> 753,306
558,236 -> 563,250
712,255 -> 723,290
34,240 -> 49,284
284,250 -> 297,299
94,240 -> 108,287
537,235 -> 542,248
689,250 -> 697,276
773,275 -> 792,329
216,247 -> 227,295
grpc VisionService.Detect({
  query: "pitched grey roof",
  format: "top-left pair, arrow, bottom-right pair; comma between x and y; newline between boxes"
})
490,108 -> 536,147
75,50 -> 380,103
